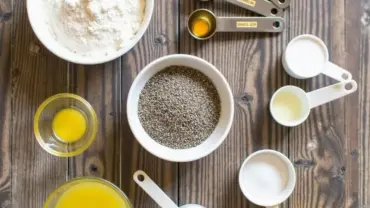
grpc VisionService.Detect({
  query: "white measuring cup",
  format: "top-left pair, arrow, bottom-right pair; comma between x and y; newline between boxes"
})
282,34 -> 352,81
270,80 -> 358,127
133,170 -> 205,208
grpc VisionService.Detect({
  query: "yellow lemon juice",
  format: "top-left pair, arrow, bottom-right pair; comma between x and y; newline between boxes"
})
55,181 -> 130,208
52,108 -> 87,143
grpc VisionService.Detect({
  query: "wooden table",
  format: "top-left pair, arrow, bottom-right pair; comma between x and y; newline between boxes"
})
0,0 -> 369,207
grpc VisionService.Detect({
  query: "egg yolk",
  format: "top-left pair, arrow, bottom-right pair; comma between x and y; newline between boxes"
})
52,108 -> 87,143
192,18 -> 210,37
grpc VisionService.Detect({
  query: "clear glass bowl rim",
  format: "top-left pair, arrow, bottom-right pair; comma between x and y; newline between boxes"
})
34,93 -> 98,157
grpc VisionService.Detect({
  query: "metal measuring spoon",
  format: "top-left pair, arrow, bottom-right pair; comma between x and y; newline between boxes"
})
188,9 -> 285,40
225,0 -> 283,17
270,0 -> 291,9
134,170 -> 205,208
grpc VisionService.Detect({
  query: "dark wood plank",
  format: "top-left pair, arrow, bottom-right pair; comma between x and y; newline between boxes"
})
68,1 -> 179,207
357,0 -> 370,207
287,0 -> 342,207
120,1 -> 179,205
341,0 -> 366,207
0,0 -> 11,206
11,0 -> 70,207
287,0 -> 366,207
68,62 -> 122,181
179,1 -> 290,207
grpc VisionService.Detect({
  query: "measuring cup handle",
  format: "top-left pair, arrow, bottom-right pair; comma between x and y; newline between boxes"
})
133,170 -> 179,208
307,80 -> 358,109
216,17 -> 285,33
322,62 -> 352,81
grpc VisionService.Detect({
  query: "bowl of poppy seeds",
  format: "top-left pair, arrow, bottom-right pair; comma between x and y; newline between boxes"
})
127,54 -> 234,162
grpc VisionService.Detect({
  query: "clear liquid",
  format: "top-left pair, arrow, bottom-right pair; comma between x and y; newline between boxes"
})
272,91 -> 303,122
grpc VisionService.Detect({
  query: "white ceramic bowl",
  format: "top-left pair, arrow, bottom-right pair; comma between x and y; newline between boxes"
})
238,150 -> 296,207
27,0 -> 154,65
127,54 -> 234,162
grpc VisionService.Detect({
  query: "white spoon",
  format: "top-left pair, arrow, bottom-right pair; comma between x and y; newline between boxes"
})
133,170 -> 205,208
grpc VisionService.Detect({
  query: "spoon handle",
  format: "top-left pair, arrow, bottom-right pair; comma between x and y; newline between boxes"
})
216,17 -> 285,33
270,0 -> 291,9
134,170 -> 179,208
225,0 -> 283,17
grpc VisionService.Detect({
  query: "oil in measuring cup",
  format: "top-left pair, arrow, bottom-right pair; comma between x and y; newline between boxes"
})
271,90 -> 304,122
270,81 -> 358,127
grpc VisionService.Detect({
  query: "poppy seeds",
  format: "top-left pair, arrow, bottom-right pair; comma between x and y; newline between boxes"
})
138,65 -> 221,149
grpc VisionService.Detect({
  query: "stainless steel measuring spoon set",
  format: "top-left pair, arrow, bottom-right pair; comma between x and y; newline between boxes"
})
188,0 -> 291,39
270,34 -> 358,127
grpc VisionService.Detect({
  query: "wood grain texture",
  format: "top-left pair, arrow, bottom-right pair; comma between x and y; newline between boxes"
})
11,0 -> 69,207
288,0 -> 367,207
358,0 -> 370,207
68,62 -> 122,180
179,1 -> 290,207
288,0 -> 345,207
120,1 -> 178,207
68,1 -> 179,208
0,0 -> 11,206
180,0 -> 369,207
2,0 -> 369,207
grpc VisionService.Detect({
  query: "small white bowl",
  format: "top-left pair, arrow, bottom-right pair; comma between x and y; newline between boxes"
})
127,54 -> 234,162
27,0 -> 154,65
239,150 -> 296,207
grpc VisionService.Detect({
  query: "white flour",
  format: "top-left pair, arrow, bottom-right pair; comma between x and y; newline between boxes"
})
44,0 -> 145,57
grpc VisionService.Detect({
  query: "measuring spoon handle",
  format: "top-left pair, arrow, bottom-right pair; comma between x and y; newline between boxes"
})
271,0 -> 290,9
216,17 -> 285,33
225,0 -> 283,17
322,62 -> 353,82
133,170 -> 179,208
307,80 -> 358,109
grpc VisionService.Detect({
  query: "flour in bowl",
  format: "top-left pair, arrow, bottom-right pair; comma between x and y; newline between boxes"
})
44,0 -> 145,57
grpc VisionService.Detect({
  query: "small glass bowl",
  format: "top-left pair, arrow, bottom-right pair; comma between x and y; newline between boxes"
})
34,93 -> 98,157
43,177 -> 132,208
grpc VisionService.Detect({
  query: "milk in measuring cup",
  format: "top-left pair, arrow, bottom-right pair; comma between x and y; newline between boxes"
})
285,37 -> 326,77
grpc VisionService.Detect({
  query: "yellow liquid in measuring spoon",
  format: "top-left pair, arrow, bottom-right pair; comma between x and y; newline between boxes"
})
55,182 -> 130,208
52,108 -> 87,143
